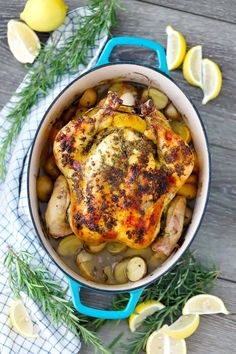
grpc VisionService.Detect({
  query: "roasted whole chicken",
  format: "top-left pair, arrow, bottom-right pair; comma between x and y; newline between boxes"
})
51,86 -> 194,249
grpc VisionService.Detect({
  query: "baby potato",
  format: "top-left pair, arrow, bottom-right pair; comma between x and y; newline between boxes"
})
85,242 -> 106,254
57,235 -> 83,256
114,258 -> 130,283
36,175 -> 53,202
44,155 -> 60,179
177,183 -> 197,200
142,88 -> 169,110
186,174 -> 198,184
102,265 -> 113,284
77,261 -> 95,281
79,88 -> 97,108
77,250 -> 93,263
126,257 -> 147,282
170,121 -> 192,144
184,206 -> 193,226
107,242 -> 127,255
164,103 -> 179,120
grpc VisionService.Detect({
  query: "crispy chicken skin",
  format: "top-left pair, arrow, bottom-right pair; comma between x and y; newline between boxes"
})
53,91 -> 194,248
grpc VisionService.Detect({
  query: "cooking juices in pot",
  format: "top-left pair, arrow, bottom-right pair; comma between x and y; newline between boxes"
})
37,81 -> 199,285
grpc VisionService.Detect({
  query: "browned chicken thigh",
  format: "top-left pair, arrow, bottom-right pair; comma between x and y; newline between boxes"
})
53,90 -> 194,248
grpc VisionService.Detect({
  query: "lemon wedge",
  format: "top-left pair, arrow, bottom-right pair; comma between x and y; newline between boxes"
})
166,25 -> 186,71
7,20 -> 41,64
10,300 -> 38,338
129,300 -> 165,332
146,329 -> 187,354
202,59 -> 222,104
161,314 -> 200,340
20,0 -> 67,32
183,45 -> 202,87
182,294 -> 229,315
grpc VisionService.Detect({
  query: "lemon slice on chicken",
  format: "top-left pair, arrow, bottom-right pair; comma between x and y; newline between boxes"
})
166,25 -> 186,71
202,59 -> 222,104
183,45 -> 202,87
129,300 -> 165,332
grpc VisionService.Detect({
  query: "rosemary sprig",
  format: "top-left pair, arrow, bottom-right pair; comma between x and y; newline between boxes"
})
112,253 -> 218,354
0,0 -> 120,180
4,247 -> 110,354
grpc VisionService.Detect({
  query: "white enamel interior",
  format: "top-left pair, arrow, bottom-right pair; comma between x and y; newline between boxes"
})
28,64 -> 210,292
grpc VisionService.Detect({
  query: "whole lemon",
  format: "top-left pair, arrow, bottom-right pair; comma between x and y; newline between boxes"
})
20,0 -> 68,32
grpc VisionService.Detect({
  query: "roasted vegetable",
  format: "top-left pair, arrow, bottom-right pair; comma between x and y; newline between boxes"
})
114,258 -> 130,283
57,235 -> 83,256
142,87 -> 168,110
186,174 -> 198,184
102,265 -> 113,283
177,183 -> 197,199
85,242 -> 106,254
192,151 -> 200,173
45,175 -> 72,238
164,103 -> 179,120
184,206 -> 193,226
170,121 -> 192,144
44,155 -> 60,179
79,88 -> 97,108
152,196 -> 186,256
76,251 -> 95,280
126,257 -> 147,282
36,175 -> 53,202
107,242 -> 127,255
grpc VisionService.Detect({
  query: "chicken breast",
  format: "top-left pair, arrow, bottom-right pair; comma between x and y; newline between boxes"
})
53,91 -> 194,248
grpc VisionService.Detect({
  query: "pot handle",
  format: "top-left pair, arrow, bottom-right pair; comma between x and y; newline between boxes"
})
96,36 -> 169,75
67,277 -> 144,319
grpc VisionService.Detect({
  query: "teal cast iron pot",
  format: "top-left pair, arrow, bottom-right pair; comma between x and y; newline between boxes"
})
27,37 -> 211,319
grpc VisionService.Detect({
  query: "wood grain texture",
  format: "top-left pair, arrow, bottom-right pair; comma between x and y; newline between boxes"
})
138,0 -> 236,24
0,1 -> 235,353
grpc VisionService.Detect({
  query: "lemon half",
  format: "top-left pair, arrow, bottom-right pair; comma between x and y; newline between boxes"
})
183,45 -> 202,88
129,300 -> 165,332
166,25 -> 186,71
182,294 -> 229,315
161,314 -> 200,339
7,20 -> 41,64
146,330 -> 187,354
20,0 -> 67,32
10,300 -> 38,338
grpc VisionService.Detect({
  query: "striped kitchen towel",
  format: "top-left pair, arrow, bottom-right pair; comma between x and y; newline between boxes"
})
0,7 -> 108,354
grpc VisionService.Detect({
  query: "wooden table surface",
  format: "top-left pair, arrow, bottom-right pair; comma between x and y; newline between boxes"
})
1,1 -> 236,353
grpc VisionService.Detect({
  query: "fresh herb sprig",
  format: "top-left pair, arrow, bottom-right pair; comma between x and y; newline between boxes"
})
0,0 -> 120,180
4,247 -> 110,354
112,253 -> 218,354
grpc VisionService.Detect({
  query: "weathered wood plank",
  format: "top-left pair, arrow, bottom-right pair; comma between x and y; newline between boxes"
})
81,278 -> 236,354
139,0 -> 236,24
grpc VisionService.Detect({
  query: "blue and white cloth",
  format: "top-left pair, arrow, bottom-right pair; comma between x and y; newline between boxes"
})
0,7 -> 108,354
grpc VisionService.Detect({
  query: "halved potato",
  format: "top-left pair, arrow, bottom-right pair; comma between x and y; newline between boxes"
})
44,155 -> 60,179
177,183 -> 197,199
164,103 -> 179,120
170,121 -> 192,144
142,88 -> 168,110
186,174 -> 198,184
85,242 -> 106,254
77,250 -> 93,263
114,258 -> 130,283
57,235 -> 83,256
79,88 -> 97,108
126,257 -> 147,282
76,251 -> 95,280
102,265 -> 113,284
113,113 -> 147,133
107,242 -> 127,255
36,175 -> 53,202
192,151 -> 200,173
